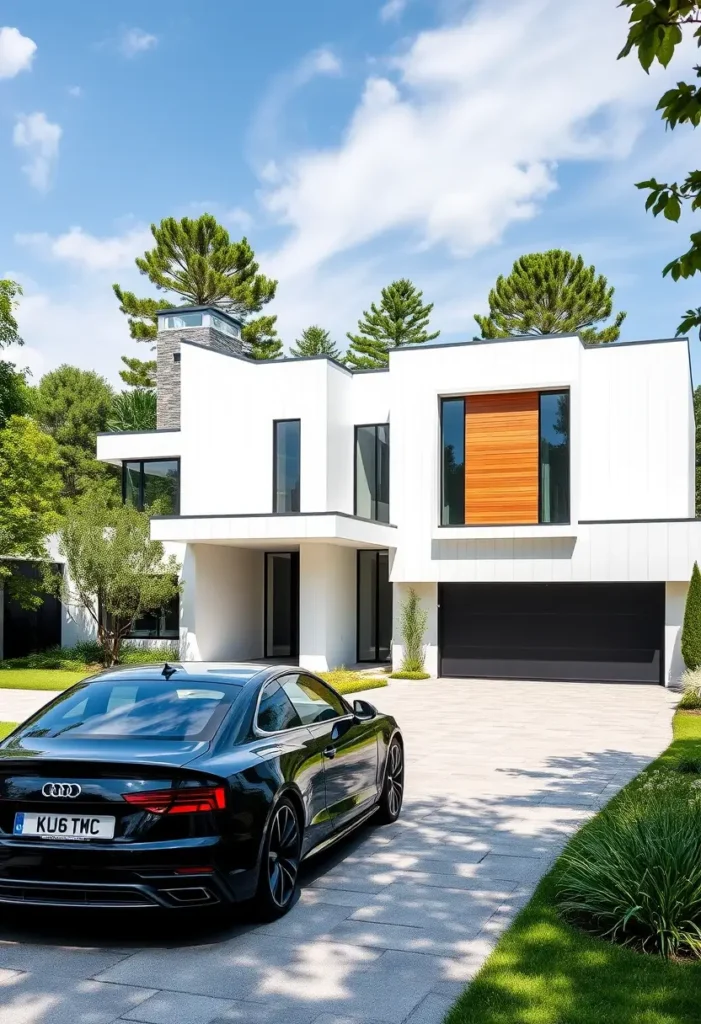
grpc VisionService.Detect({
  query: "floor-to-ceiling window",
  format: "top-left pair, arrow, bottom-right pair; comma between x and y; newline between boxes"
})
357,549 -> 392,662
440,399 -> 465,525
265,552 -> 299,658
123,459 -> 180,515
355,424 -> 390,522
273,420 -> 301,513
539,391 -> 570,524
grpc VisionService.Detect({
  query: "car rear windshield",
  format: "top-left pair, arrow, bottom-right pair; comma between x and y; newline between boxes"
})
18,678 -> 243,741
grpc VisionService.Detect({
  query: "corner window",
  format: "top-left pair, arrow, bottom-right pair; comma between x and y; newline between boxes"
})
163,312 -> 203,329
440,399 -> 465,525
273,420 -> 300,513
355,424 -> 390,523
539,391 -> 570,524
122,460 -> 180,515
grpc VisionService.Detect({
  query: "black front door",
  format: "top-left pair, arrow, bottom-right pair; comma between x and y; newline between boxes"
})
357,549 -> 392,662
264,553 -> 299,659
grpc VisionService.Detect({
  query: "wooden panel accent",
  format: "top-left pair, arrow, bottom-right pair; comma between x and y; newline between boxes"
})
465,391 -> 539,524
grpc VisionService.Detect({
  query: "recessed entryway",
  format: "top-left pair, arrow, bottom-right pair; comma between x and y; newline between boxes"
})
264,552 -> 299,658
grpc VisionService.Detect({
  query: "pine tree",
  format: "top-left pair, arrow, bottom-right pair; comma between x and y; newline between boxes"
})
113,214 -> 282,359
119,356 -> 156,389
345,279 -> 440,369
682,561 -> 701,669
290,325 -> 341,359
474,251 -> 626,343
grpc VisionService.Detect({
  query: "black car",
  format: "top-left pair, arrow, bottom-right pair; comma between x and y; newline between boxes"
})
0,663 -> 403,918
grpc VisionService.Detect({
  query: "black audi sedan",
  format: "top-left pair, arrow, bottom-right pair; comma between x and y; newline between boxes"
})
0,663 -> 403,918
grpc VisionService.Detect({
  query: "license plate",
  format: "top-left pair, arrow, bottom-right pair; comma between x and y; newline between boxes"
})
13,812 -> 116,840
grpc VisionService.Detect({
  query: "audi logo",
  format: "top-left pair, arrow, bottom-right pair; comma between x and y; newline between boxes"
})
41,782 -> 82,799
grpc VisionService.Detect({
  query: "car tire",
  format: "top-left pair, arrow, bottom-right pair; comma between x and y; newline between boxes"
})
252,797 -> 302,920
376,739 -> 404,824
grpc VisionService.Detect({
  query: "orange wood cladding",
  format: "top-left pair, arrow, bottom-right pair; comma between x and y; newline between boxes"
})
464,391 -> 539,524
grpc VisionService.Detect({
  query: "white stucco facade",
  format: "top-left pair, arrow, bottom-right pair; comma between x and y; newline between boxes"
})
91,320 -> 701,686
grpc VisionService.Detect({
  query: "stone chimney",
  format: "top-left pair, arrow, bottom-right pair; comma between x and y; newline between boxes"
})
156,306 -> 246,428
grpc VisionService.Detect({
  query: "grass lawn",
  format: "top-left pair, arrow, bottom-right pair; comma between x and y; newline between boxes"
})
0,669 -> 91,691
319,669 -> 388,695
0,723 -> 17,740
445,712 -> 701,1024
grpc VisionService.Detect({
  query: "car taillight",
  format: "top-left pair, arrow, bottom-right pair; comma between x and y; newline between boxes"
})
123,786 -> 226,814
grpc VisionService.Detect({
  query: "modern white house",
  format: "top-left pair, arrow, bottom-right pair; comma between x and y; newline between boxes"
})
92,304 -> 700,686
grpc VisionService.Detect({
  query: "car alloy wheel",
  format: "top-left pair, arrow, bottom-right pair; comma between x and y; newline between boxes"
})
267,802 -> 301,908
385,741 -> 404,818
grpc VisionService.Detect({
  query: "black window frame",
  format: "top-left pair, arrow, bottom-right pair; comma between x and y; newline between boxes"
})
354,423 -> 390,523
356,548 -> 392,664
99,589 -> 180,641
122,458 -> 181,515
272,419 -> 301,514
439,390 -> 571,526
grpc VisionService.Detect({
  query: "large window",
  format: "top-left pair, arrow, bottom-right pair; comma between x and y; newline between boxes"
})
100,592 -> 180,640
357,549 -> 392,663
123,459 -> 180,515
355,424 -> 390,522
441,399 -> 465,525
539,391 -> 570,524
273,420 -> 301,513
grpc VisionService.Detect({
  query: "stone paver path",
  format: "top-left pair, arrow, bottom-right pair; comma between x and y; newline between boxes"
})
0,678 -> 676,1024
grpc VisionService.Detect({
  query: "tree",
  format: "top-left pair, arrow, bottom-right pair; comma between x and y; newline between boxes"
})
59,496 -> 181,666
345,279 -> 439,369
682,561 -> 701,668
30,365 -> 116,500
107,389 -> 157,432
474,251 -> 626,342
119,355 -> 156,389
0,361 -> 29,428
0,279 -> 22,349
0,416 -> 63,606
113,214 -> 281,359
618,2 -> 701,337
290,325 -> 342,359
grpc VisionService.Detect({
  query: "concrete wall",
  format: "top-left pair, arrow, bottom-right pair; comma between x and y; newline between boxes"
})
666,580 -> 688,685
299,543 -> 357,672
392,581 -> 438,677
190,544 -> 264,661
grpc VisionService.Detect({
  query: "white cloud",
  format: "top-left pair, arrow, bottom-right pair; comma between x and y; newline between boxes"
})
120,28 -> 158,58
304,48 -> 342,77
0,26 -> 36,79
68,85 -> 82,98
13,113 -> 62,192
15,225 -> 151,271
379,0 -> 407,23
262,0 -> 682,280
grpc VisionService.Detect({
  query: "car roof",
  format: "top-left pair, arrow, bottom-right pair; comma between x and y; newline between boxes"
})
85,662 -> 287,687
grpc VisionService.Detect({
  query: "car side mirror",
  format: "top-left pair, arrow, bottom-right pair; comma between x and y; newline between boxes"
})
353,699 -> 377,722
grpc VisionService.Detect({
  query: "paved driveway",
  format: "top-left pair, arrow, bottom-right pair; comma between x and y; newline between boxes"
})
0,679 -> 676,1024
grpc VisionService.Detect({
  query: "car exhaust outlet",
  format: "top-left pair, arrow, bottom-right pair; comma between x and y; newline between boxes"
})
162,887 -> 217,905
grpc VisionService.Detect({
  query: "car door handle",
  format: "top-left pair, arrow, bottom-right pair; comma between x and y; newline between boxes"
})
323,746 -> 336,760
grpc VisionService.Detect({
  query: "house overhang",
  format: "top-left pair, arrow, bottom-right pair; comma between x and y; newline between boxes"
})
96,429 -> 181,466
149,512 -> 397,550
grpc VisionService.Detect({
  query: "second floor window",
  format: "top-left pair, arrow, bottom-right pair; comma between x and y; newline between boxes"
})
273,420 -> 301,513
355,424 -> 390,523
123,459 -> 180,515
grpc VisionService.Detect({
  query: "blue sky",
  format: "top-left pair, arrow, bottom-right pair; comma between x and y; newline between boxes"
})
1,0 -> 700,386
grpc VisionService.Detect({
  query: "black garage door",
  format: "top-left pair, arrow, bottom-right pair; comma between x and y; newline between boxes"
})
438,582 -> 664,684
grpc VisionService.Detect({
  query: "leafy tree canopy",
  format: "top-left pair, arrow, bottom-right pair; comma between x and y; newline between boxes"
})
290,325 -> 341,359
474,250 -> 626,343
0,279 -> 22,349
0,360 -> 29,429
0,416 -> 63,607
119,355 -> 156,389
618,1 -> 701,336
107,389 -> 157,432
345,279 -> 439,369
59,495 -> 180,666
30,364 -> 116,500
113,214 -> 281,359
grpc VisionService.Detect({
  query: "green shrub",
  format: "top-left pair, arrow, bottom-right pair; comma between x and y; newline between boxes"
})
0,641 -> 179,670
389,670 -> 430,680
398,587 -> 428,673
118,644 -> 180,665
682,562 -> 701,669
557,774 -> 701,959
680,666 -> 701,710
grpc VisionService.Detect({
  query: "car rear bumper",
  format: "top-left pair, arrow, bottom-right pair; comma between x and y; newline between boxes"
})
0,836 -> 259,909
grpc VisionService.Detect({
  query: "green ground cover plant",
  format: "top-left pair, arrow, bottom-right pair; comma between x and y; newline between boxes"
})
319,669 -> 388,695
0,723 -> 17,740
445,713 -> 701,1024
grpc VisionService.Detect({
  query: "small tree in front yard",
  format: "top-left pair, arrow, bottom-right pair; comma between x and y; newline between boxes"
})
398,587 -> 428,673
682,561 -> 701,670
59,496 -> 181,666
